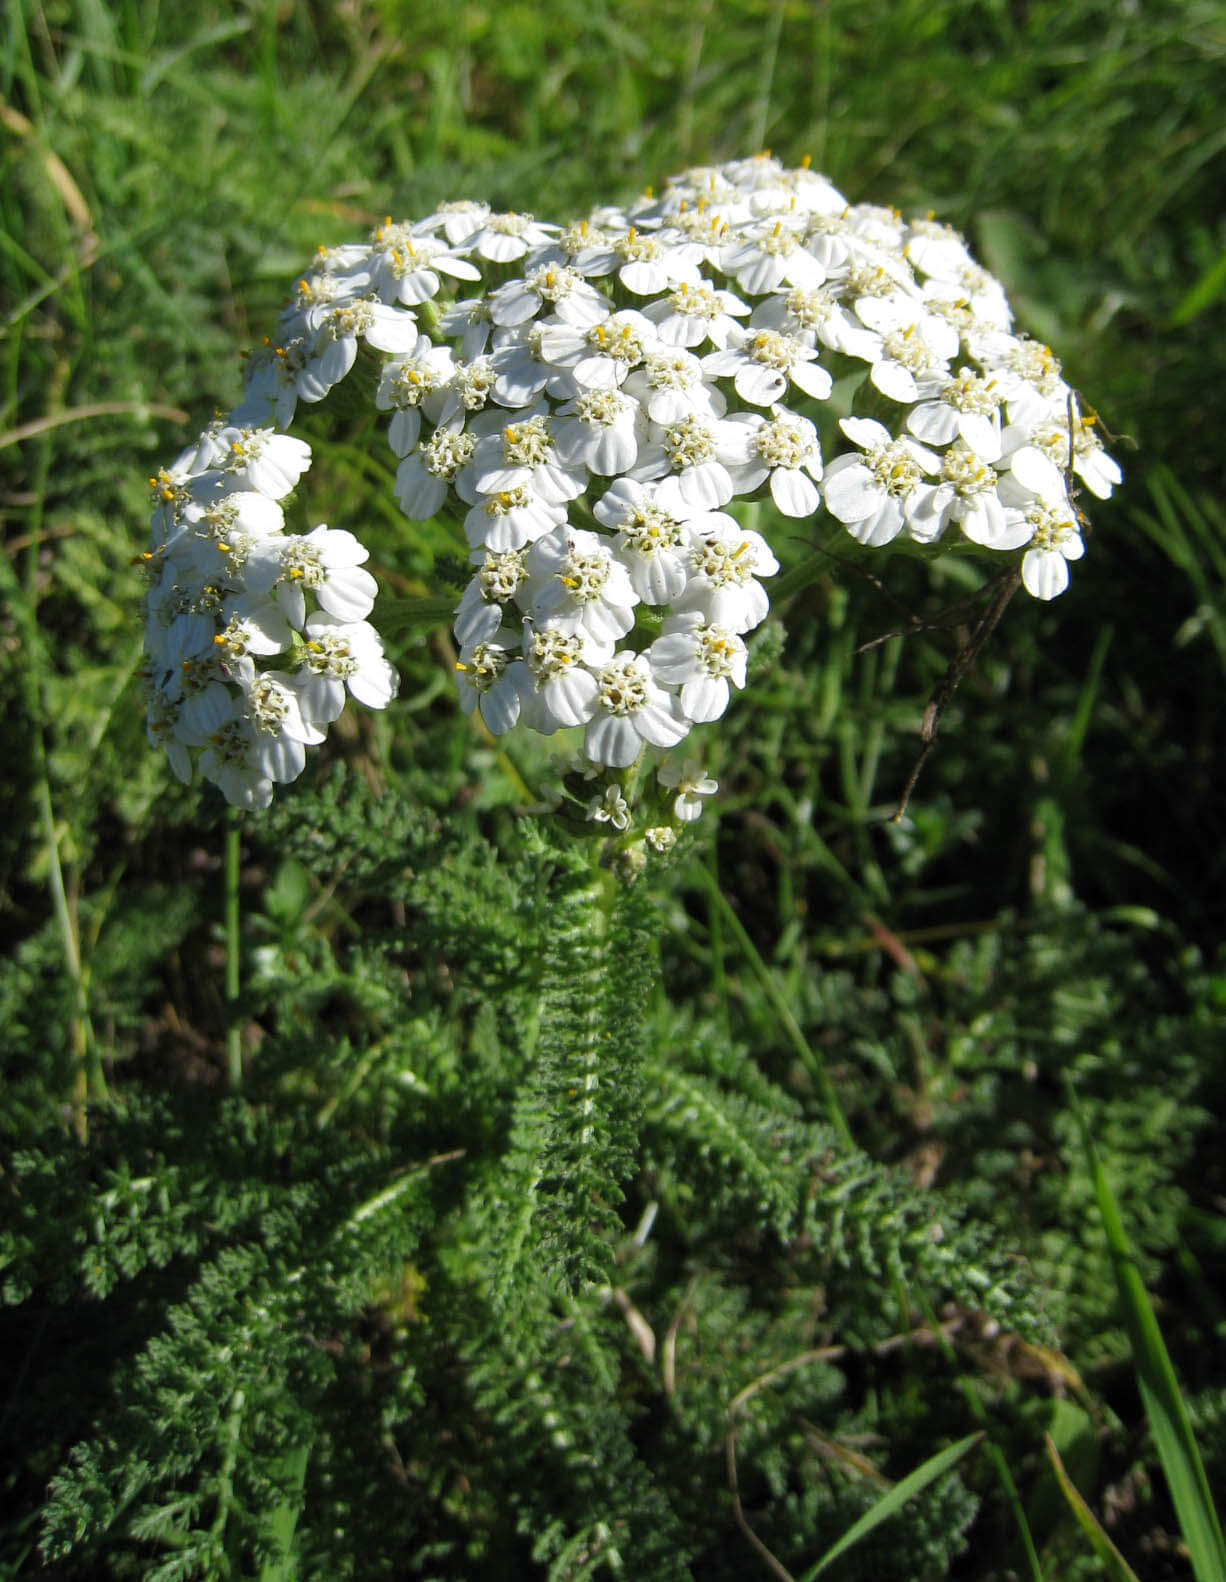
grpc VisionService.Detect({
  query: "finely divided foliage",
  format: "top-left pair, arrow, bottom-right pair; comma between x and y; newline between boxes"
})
141,155 -> 1119,814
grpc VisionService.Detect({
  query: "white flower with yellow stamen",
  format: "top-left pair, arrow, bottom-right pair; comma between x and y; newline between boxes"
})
292,612 -> 398,725
649,613 -> 747,723
526,526 -> 638,645
454,638 -> 525,734
584,651 -> 689,768
672,516 -> 779,632
245,524 -> 377,628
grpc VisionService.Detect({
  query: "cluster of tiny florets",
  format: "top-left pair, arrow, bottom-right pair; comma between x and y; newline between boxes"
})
143,154 -> 1120,822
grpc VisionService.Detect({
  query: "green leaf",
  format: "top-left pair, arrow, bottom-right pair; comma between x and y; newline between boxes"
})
798,1431 -> 983,1581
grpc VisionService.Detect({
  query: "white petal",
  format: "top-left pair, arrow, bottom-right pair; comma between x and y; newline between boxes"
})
585,713 -> 641,767
680,675 -> 730,722
1022,547 -> 1070,600
317,566 -> 377,622
770,468 -> 820,518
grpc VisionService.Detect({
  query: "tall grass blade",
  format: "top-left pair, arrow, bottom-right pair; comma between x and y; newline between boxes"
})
1071,1084 -> 1226,1582
798,1432 -> 983,1581
1043,1432 -> 1141,1581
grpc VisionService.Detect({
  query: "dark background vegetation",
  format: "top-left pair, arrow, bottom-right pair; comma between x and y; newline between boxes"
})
3,2 -> 1225,1577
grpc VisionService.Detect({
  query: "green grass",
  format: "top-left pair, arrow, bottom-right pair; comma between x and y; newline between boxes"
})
4,1 -> 1226,1577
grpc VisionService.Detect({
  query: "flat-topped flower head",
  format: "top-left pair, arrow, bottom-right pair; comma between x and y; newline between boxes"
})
143,154 -> 1119,807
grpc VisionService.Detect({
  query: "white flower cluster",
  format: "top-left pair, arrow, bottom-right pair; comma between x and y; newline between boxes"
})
141,425 -> 396,809
143,154 -> 1120,816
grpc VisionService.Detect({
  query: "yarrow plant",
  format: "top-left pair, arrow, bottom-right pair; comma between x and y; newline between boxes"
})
141,154 -> 1120,833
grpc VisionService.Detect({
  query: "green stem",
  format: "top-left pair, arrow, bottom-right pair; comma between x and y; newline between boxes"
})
36,770 -> 105,1123
225,808 -> 243,1090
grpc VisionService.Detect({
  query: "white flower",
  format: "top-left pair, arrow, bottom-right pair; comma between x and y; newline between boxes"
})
753,283 -> 882,361
197,717 -> 275,810
245,524 -> 377,627
536,310 -> 658,390
489,324 -> 576,406
209,426 -> 312,499
644,825 -> 677,853
672,516 -> 779,632
906,440 -> 1008,547
454,548 -> 530,646
184,491 -> 285,580
454,639 -> 525,733
736,407 -> 823,517
996,445 -> 1085,597
1020,403 -> 1122,501
718,220 -> 825,296
488,264 -> 607,327
622,347 -> 725,425
468,412 -> 586,505
649,612 -> 747,722
822,417 -> 940,546
595,479 -> 691,604
438,296 -> 494,360
579,225 -> 701,295
367,219 -> 481,304
906,366 -> 1004,461
642,279 -> 752,349
417,198 -> 491,247
292,612 -> 398,724
376,339 -> 457,455
525,526 -> 638,644
215,592 -> 294,659
657,757 -> 718,822
1020,501 -> 1084,599
633,412 -> 755,513
298,298 -> 419,402
856,300 -> 958,404
520,626 -> 605,732
584,652 -> 689,767
586,785 -> 631,830
702,326 -> 832,406
462,484 -> 567,553
197,674 -> 323,806
464,211 -> 558,263
395,425 -> 477,519
551,388 -> 644,475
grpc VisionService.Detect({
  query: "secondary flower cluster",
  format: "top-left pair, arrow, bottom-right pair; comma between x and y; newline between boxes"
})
142,154 -> 1120,814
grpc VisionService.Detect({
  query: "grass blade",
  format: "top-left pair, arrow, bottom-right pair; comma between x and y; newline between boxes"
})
1043,1432 -> 1141,1581
1071,1084 -> 1226,1582
798,1432 -> 983,1581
